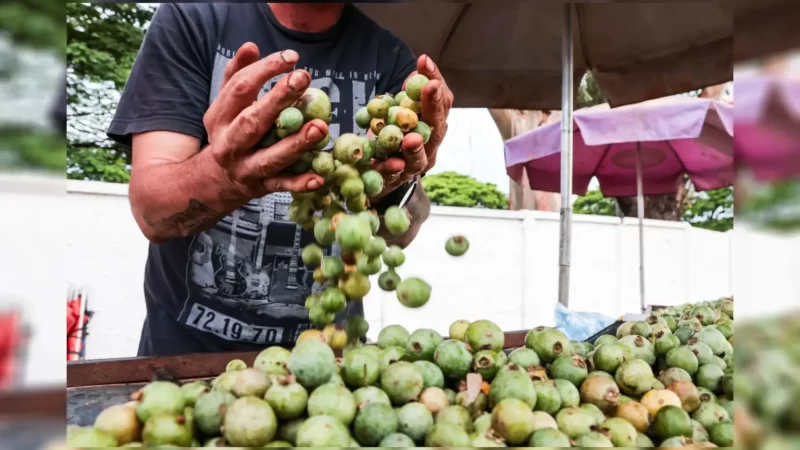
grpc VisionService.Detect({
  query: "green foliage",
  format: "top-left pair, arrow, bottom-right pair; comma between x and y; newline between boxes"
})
0,127 -> 65,172
577,72 -> 607,109
683,187 -> 733,232
0,1 -> 65,52
421,171 -> 508,210
66,3 -> 155,182
573,189 -> 617,216
740,180 -> 800,232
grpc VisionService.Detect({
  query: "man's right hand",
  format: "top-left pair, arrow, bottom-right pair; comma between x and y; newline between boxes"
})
203,42 -> 327,198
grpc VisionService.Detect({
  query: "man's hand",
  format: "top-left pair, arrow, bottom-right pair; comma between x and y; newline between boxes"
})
204,42 -> 328,197
371,55 -> 453,200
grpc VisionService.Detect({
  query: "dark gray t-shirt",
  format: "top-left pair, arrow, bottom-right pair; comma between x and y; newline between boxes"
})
107,3 -> 416,356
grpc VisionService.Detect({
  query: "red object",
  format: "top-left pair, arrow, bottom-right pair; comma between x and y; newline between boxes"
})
0,311 -> 22,389
67,297 -> 89,361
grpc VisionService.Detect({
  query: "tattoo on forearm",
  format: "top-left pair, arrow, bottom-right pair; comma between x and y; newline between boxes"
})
143,199 -> 222,237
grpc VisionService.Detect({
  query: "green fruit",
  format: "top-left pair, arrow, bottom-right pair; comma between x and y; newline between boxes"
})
414,360 -> 445,389
386,105 -> 401,125
211,371 -> 237,393
599,417 -> 637,447
593,342 -> 626,373
180,381 -> 209,407
296,414 -> 351,447
94,404 -> 140,446
619,334 -> 656,365
443,388 -> 458,405
254,347 -> 291,376
594,334 -> 619,347
287,339 -> 336,390
655,331 -> 682,357
666,346 -> 699,375
276,418 -> 304,445
313,218 -> 335,247
319,287 -> 346,313
660,367 -> 692,386
382,345 -> 406,368
384,206 -> 411,235
533,328 -> 570,363
694,327 -> 728,356
308,305 -> 334,326
524,326 -> 547,348
554,378 -> 580,407
264,440 -> 293,447
307,383 -> 357,426
708,421 -> 733,446
425,423 -> 470,446
456,390 -> 489,418
335,215 -> 371,252
570,341 -> 589,358
405,74 -> 429,102
651,405 -> 693,440
696,364 -> 724,393
264,376 -> 308,420
412,121 -> 432,144
690,306 -> 716,326
364,236 -> 387,258
532,380 -> 562,414
698,387 -> 717,403
67,426 -> 118,448
507,348 -> 541,369
340,271 -> 371,300
194,390 -> 236,437
356,253 -> 382,275
405,329 -> 443,361
341,177 -> 365,199
491,398 -> 535,445
367,97 -> 390,119
708,355 -> 727,371
134,381 -> 186,423
691,402 -> 730,430
636,432 -> 655,447
617,321 -> 635,338
353,385 -> 392,407
396,277 -> 431,308
353,402 -> 398,445
721,371 -> 733,397
445,235 -> 469,256
380,361 -> 424,405
472,413 -> 493,434
275,107 -> 303,138
332,163 -> 360,185
436,405 -> 473,432
294,87 -> 332,122
489,369 -> 537,409
222,396 -> 277,446
141,414 -> 192,447
615,358 -> 655,396
574,431 -> 614,447
361,170 -> 384,197
232,367 -> 272,398
549,354 -> 588,387
631,320 -> 653,337
580,374 -> 621,414
341,349 -> 381,388
674,326 -> 696,345
377,324 -> 410,349
465,319 -> 505,353
382,246 -> 406,268
529,427 -> 571,447
379,432 -> 415,447
472,350 -> 502,381
356,210 -> 379,235
715,322 -> 733,340
378,124 -> 404,152
355,106 -> 371,129
320,255 -> 345,279
691,419 -> 710,442
448,319 -> 470,341
471,433 -> 507,447
378,269 -> 401,291
555,406 -> 596,438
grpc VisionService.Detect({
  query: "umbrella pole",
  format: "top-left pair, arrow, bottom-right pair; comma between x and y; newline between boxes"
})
558,3 -> 574,308
636,143 -> 646,312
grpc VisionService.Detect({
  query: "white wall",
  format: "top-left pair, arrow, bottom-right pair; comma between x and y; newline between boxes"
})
50,180 -> 736,359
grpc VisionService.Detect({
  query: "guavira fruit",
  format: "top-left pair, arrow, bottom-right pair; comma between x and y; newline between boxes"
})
405,328 -> 443,361
651,405 -> 693,441
313,217 -> 335,247
593,342 -> 626,373
296,414 -> 351,447
405,74 -> 429,102
660,367 -> 693,386
532,380 -> 562,414
641,388 -> 683,417
412,120 -> 432,144
294,87 -> 331,122
425,423 -> 470,446
319,287 -> 346,313
619,334 -> 656,365
491,397 -> 536,445
180,381 -> 209,408
615,358 -> 655,396
364,236 -> 387,259
377,324 -> 410,349
529,427 -> 571,447
286,339 -> 336,390
380,361 -> 424,405
264,375 -> 308,420
433,339 -> 473,379
356,253 -> 382,276
436,405 -> 473,433
419,386 -> 450,414
489,368 -> 537,409
550,354 -> 588,387
194,390 -> 236,437
340,177 -> 365,200
384,205 -> 411,235
378,124 -> 404,152
616,400 -> 650,432
94,404 -> 140,445
448,319 -> 470,341
396,276 -> 432,308
307,383 -> 357,426
355,106 -> 371,129
353,402 -> 399,446
340,270 -> 371,300
533,328 -> 570,363
554,378 -> 581,407
142,413 -> 192,447
353,385 -> 392,407
379,432 -> 416,447
555,406 -> 597,438
580,374 -> 620,414
232,367 -> 272,398
574,430 -> 614,447
395,107 -> 419,133
382,245 -> 405,267
275,106 -> 303,138
465,319 -> 505,353
222,397 -> 277,447
367,97 -> 390,119
133,381 -> 186,423
668,380 -> 702,413
361,170 -> 384,198
335,215 -> 371,252
340,348 -> 381,389
67,426 -> 118,447
415,360 -> 445,389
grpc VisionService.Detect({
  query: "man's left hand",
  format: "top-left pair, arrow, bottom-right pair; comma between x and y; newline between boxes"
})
371,55 -> 453,200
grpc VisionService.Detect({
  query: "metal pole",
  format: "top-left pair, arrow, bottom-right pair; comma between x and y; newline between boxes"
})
636,143 -> 646,312
558,3 -> 574,308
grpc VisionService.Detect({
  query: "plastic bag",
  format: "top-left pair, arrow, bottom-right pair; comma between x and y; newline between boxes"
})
554,303 -> 616,342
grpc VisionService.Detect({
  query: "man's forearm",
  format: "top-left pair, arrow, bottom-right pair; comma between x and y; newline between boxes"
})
378,185 -> 431,248
129,150 -> 248,242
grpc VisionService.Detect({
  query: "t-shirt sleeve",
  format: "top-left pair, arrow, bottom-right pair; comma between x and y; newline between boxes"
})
107,3 -> 218,148
376,31 -> 417,97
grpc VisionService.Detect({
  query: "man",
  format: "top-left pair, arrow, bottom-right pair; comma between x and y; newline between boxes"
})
107,3 -> 453,356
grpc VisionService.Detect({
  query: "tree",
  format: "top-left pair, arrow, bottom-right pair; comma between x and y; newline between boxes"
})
66,3 -> 154,182
421,172 -> 508,210
573,189 -> 617,217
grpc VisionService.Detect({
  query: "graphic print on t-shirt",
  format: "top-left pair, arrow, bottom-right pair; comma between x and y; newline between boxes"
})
178,45 -> 380,343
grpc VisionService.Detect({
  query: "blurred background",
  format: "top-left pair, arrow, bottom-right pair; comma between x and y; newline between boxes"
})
0,1 -> 798,449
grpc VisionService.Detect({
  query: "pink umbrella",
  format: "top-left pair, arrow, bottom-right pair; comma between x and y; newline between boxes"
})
735,75 -> 800,181
504,96 -> 734,312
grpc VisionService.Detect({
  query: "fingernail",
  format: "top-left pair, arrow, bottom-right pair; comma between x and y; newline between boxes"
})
288,70 -> 309,91
405,145 -> 424,155
307,125 -> 323,141
281,50 -> 299,64
425,56 -> 436,73
431,84 -> 442,102
307,178 -> 322,190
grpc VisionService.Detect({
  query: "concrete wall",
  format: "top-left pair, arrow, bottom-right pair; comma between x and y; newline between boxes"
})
53,180 -> 735,359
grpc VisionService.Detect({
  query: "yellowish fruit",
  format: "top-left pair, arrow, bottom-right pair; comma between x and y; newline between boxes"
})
640,389 -> 682,418
322,324 -> 337,342
297,329 -> 327,344
370,118 -> 386,135
331,330 -> 348,350
313,267 -> 326,283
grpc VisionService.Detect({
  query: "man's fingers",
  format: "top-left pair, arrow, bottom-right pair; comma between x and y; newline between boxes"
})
417,54 -> 445,83
213,49 -> 300,125
243,120 -> 328,178
401,71 -> 418,91
262,172 -> 325,194
223,69 -> 312,150
372,157 -> 405,176
419,79 -> 449,152
221,42 -> 261,88
400,132 -> 428,176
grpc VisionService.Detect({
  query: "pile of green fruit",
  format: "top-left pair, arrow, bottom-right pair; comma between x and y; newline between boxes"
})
67,298 -> 734,448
